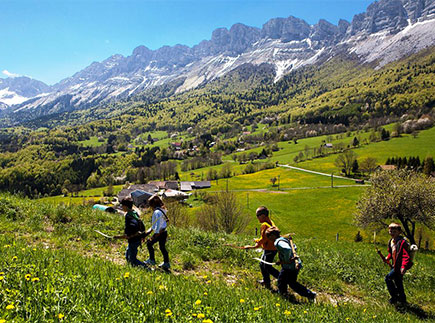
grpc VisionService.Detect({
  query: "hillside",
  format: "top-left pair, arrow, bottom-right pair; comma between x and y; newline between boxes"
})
0,195 -> 434,321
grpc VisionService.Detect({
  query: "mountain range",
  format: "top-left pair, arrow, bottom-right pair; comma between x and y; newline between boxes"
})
1,0 -> 434,122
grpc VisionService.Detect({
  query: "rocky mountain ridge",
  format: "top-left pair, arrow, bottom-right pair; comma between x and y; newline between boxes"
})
2,0 -> 435,119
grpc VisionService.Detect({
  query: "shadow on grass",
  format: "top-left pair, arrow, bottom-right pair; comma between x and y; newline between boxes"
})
395,303 -> 434,320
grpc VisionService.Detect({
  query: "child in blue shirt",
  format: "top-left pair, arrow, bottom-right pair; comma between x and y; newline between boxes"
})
266,226 -> 316,300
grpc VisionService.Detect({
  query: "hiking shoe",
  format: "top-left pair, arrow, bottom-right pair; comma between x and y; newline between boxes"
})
144,259 -> 156,266
159,262 -> 171,270
308,291 -> 317,303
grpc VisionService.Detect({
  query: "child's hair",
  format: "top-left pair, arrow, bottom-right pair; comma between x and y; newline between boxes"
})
256,206 -> 269,217
121,197 -> 134,209
388,223 -> 402,232
265,226 -> 280,238
148,194 -> 164,208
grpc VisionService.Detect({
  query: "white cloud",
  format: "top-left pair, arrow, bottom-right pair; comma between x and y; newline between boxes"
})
2,70 -> 21,78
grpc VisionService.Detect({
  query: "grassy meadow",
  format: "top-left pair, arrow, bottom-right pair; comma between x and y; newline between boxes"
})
0,194 -> 434,322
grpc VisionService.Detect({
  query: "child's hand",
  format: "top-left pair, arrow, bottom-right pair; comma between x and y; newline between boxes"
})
400,267 -> 406,275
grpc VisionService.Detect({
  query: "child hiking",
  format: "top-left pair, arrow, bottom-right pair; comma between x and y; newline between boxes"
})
144,195 -> 170,270
266,226 -> 316,301
384,223 -> 411,305
114,198 -> 149,268
242,206 -> 279,290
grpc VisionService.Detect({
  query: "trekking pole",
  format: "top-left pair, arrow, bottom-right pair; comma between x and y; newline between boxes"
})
375,247 -> 393,268
224,243 -> 245,249
288,237 -> 300,270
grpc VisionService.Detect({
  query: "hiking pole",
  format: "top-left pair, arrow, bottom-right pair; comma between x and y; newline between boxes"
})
375,247 -> 393,268
94,230 -> 114,239
288,237 -> 300,270
253,257 -> 276,266
224,243 -> 245,249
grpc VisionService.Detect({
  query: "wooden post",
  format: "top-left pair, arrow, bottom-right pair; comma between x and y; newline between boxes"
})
336,233 -> 339,241
331,172 -> 334,188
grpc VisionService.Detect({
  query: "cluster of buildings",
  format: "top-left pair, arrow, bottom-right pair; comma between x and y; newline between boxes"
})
117,180 -> 211,207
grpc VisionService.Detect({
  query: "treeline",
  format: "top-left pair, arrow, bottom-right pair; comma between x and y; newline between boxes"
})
386,156 -> 434,175
180,152 -> 222,172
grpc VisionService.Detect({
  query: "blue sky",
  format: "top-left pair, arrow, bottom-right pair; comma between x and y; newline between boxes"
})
1,0 -> 372,85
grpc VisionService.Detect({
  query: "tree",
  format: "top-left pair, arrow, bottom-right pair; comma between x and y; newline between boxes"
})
356,169 -> 435,245
334,150 -> 357,176
423,157 -> 435,176
360,157 -> 378,175
219,163 -> 232,178
197,192 -> 249,234
352,136 -> 359,147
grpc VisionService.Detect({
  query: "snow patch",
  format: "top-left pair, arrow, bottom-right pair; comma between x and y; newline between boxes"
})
0,88 -> 29,106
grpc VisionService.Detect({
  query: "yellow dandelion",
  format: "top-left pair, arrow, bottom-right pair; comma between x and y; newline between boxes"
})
165,309 -> 172,314
124,272 -> 130,278
55,260 -> 59,264
0,272 -> 4,275
254,307 -> 260,311
192,313 -> 197,317
239,299 -> 245,303
203,292 -> 208,296
159,285 -> 166,290
32,277 -> 40,282
147,291 -> 153,295
6,304 -> 15,310
202,275 -> 208,279
25,274 -> 31,281
304,310 -> 308,314
363,308 -> 367,313
58,313 -> 64,319
4,245 -> 10,248
12,256 -> 17,261
203,319 -> 213,323
284,310 -> 291,316
0,319 -> 6,323
372,315 -> 377,319
166,312 -> 172,317
275,303 -> 280,307
195,300 -> 202,305
197,313 -> 205,319
206,280 -> 211,284
346,318 -> 350,321
0,276 -> 4,281
116,278 -> 120,281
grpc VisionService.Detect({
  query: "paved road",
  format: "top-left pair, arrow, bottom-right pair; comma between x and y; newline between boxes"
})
278,164 -> 358,181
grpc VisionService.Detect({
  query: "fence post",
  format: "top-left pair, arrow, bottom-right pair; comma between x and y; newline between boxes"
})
336,233 -> 339,241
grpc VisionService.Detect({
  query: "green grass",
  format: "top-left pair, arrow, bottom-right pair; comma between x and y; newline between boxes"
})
296,127 -> 435,174
39,185 -> 123,205
78,136 -> 106,147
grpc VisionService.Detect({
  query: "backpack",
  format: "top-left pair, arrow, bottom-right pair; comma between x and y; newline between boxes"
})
130,210 -> 145,233
389,237 -> 414,271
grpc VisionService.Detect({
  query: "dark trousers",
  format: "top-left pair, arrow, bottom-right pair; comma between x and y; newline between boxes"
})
147,230 -> 169,263
278,268 -> 315,299
260,250 -> 280,286
385,269 -> 406,302
125,240 -> 147,267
